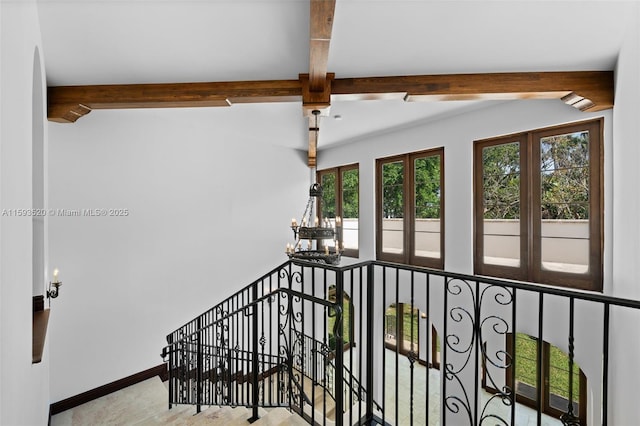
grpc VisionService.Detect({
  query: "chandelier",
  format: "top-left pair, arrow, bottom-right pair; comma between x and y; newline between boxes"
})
286,183 -> 343,265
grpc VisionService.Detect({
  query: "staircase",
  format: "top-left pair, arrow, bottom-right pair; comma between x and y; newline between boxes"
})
162,260 -> 381,426
51,376 -> 307,426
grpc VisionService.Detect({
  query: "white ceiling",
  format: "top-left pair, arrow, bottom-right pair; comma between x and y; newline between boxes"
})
38,0 -> 635,150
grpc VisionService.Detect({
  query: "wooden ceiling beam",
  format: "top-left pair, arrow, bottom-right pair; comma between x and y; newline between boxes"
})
309,0 -> 336,93
47,71 -> 614,170
48,71 -> 614,123
48,79 -> 302,123
304,0 -> 335,167
332,71 -> 614,112
308,115 -> 319,168
300,73 -> 334,116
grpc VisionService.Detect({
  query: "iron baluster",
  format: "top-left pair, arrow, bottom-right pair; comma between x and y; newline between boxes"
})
560,297 -> 580,426
250,282 -> 260,422
196,316 -> 202,414
334,269 -> 344,426
511,288 -> 517,426
537,293 -> 544,426
602,303 -> 610,426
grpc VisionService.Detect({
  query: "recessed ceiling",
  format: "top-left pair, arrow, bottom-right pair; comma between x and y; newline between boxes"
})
38,1 -> 633,149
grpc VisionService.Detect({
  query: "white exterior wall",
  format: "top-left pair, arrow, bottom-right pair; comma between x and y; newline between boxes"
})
47,107 -> 309,402
0,1 -> 51,424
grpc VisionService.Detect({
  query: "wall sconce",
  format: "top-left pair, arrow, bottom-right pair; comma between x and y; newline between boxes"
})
47,268 -> 62,300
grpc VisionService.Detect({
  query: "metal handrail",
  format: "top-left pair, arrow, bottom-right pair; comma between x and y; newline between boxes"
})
165,286 -> 339,351
165,258 -> 640,426
169,259 -> 640,348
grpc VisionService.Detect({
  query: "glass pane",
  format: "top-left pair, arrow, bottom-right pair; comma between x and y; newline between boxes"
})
414,155 -> 441,258
482,143 -> 521,267
515,333 -> 538,402
383,303 -> 418,353
401,304 -> 419,354
382,161 -> 404,254
321,172 -> 336,219
540,131 -> 590,274
384,304 -> 398,345
342,168 -> 359,250
548,344 -> 581,414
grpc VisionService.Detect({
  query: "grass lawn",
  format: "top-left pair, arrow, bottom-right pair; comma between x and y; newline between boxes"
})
515,333 -> 580,402
385,304 -> 420,344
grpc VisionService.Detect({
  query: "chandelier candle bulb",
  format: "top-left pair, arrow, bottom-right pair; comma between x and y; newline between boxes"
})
285,183 -> 343,265
53,268 -> 59,283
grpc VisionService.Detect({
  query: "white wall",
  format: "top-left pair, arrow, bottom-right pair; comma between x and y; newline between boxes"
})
0,1 -> 51,424
39,6 -> 639,422
47,106 -> 309,402
319,99 -> 612,281
610,3 -> 640,424
318,98 -> 615,423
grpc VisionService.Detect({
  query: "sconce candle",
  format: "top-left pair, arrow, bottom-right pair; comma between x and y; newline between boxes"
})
47,268 -> 62,301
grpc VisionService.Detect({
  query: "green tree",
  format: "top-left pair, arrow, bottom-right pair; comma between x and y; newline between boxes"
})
382,162 -> 404,218
342,169 -> 359,218
540,132 -> 589,220
414,155 -> 441,218
482,142 -> 521,220
482,132 -> 590,220
321,172 -> 336,218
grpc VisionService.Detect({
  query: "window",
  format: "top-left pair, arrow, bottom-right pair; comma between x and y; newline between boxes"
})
384,303 -> 419,355
474,119 -> 603,291
376,148 -> 444,268
383,304 -> 441,369
500,333 -> 587,422
317,164 -> 359,257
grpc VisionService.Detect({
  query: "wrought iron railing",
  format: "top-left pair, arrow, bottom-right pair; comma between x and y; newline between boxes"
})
298,332 -> 383,416
163,259 -> 640,426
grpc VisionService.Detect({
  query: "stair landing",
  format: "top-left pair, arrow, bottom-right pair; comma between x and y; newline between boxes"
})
50,377 -> 305,426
